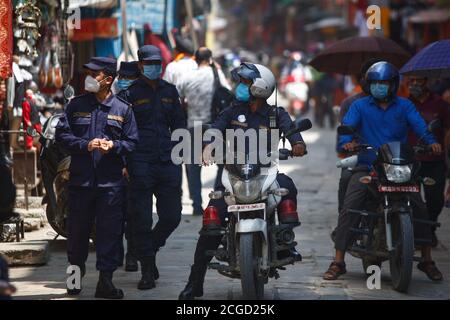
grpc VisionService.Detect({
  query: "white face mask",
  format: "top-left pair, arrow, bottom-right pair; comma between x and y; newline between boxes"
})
84,75 -> 107,93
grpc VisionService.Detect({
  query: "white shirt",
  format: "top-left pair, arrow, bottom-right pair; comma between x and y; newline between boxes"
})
163,57 -> 198,87
177,65 -> 231,128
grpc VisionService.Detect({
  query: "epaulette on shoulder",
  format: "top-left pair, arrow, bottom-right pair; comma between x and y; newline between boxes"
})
70,93 -> 89,101
115,94 -> 131,106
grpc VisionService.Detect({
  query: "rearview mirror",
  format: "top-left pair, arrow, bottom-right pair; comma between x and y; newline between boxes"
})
286,118 -> 312,138
63,85 -> 75,100
428,119 -> 441,133
26,127 -> 39,137
337,125 -> 355,135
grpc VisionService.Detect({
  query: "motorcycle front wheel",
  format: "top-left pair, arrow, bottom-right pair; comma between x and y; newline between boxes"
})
239,233 -> 265,300
389,213 -> 414,293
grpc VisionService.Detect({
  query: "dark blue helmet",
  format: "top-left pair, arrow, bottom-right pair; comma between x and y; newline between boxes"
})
365,61 -> 399,99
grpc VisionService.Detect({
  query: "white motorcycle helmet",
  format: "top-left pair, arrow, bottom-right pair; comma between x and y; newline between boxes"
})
231,62 -> 276,99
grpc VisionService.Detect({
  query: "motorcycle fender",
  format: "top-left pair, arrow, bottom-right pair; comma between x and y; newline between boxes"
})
42,194 -> 49,205
236,218 -> 269,269
236,218 -> 267,242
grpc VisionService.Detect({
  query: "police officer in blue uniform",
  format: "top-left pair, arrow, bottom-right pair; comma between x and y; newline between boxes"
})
179,62 -> 307,300
123,45 -> 186,290
115,61 -> 140,272
56,57 -> 138,299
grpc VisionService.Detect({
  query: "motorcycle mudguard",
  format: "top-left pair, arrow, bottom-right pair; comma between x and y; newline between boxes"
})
57,156 -> 71,174
236,218 -> 267,242
42,194 -> 49,205
236,218 -> 269,269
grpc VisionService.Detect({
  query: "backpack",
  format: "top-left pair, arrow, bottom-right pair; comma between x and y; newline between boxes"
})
210,64 -> 234,123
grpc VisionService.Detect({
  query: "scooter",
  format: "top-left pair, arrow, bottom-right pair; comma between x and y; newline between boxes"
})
27,85 -> 74,238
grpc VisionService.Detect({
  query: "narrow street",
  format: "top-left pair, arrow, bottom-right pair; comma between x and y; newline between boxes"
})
9,125 -> 450,300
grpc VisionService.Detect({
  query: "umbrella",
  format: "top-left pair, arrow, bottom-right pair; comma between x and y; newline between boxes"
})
399,40 -> 450,78
308,36 -> 411,75
304,17 -> 347,32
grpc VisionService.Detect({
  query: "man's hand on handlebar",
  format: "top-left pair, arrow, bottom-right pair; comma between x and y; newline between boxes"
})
342,141 -> 359,152
429,143 -> 442,155
292,142 -> 307,157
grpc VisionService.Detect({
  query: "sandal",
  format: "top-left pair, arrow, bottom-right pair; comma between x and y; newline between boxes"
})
417,261 -> 443,282
323,261 -> 346,280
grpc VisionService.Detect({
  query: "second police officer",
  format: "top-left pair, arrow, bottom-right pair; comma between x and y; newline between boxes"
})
115,61 -> 141,272
123,45 -> 186,290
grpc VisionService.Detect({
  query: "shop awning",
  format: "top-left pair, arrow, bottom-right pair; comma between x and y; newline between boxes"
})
69,0 -> 118,9
408,8 -> 450,24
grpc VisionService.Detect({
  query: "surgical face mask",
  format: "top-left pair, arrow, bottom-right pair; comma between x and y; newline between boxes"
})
117,78 -> 134,91
409,84 -> 425,98
142,65 -> 162,80
84,75 -> 107,93
235,83 -> 250,102
370,82 -> 390,100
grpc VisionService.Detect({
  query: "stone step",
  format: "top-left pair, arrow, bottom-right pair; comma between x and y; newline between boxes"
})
14,208 -> 47,226
23,218 -> 42,232
0,241 -> 49,266
15,196 -> 44,210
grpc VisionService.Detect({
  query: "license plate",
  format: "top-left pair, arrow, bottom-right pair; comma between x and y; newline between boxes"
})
378,185 -> 420,193
228,203 -> 266,212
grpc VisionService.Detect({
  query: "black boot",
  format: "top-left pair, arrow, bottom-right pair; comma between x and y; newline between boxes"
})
151,255 -> 159,280
94,271 -> 124,299
138,257 -> 156,290
178,265 -> 207,300
125,253 -> 138,272
67,264 -> 86,296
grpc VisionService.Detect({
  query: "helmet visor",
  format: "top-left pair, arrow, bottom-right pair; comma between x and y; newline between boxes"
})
231,62 -> 261,82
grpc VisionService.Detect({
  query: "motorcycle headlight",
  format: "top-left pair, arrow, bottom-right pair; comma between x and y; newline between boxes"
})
231,176 -> 262,203
383,164 -> 411,183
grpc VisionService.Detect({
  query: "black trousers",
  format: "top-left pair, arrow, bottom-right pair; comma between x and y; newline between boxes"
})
334,170 -> 432,252
338,168 -> 353,213
419,161 -> 446,231
190,173 -> 298,276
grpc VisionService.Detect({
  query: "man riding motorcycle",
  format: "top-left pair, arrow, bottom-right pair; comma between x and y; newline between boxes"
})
324,61 -> 443,282
178,62 -> 307,300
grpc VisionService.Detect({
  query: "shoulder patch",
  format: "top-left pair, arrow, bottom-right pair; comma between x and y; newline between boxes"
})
115,94 -> 131,106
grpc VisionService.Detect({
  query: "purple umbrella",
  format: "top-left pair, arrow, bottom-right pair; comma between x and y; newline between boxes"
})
399,40 -> 450,78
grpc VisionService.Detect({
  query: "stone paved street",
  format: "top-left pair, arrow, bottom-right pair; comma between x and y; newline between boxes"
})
8,126 -> 450,300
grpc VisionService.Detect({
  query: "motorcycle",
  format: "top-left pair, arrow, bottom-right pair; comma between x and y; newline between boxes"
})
336,123 -> 440,292
201,118 -> 312,300
27,85 -> 74,238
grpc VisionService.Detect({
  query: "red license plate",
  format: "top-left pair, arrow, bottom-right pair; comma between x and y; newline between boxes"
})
378,185 -> 420,193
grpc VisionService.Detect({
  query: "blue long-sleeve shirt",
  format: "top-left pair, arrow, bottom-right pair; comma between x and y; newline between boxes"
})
338,96 -> 436,167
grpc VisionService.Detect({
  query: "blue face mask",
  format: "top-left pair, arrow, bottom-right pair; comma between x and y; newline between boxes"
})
142,65 -> 162,80
370,83 -> 390,100
117,79 -> 133,91
235,83 -> 250,102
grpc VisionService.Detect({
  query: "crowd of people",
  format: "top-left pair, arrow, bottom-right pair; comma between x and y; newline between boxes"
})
1,33 -> 449,300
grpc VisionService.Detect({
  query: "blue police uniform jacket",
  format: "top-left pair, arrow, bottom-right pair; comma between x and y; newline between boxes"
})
338,96 -> 437,167
208,100 -> 304,158
122,77 -> 186,163
55,92 -> 139,187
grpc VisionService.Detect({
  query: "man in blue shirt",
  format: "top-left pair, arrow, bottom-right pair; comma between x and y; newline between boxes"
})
323,62 -> 443,282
